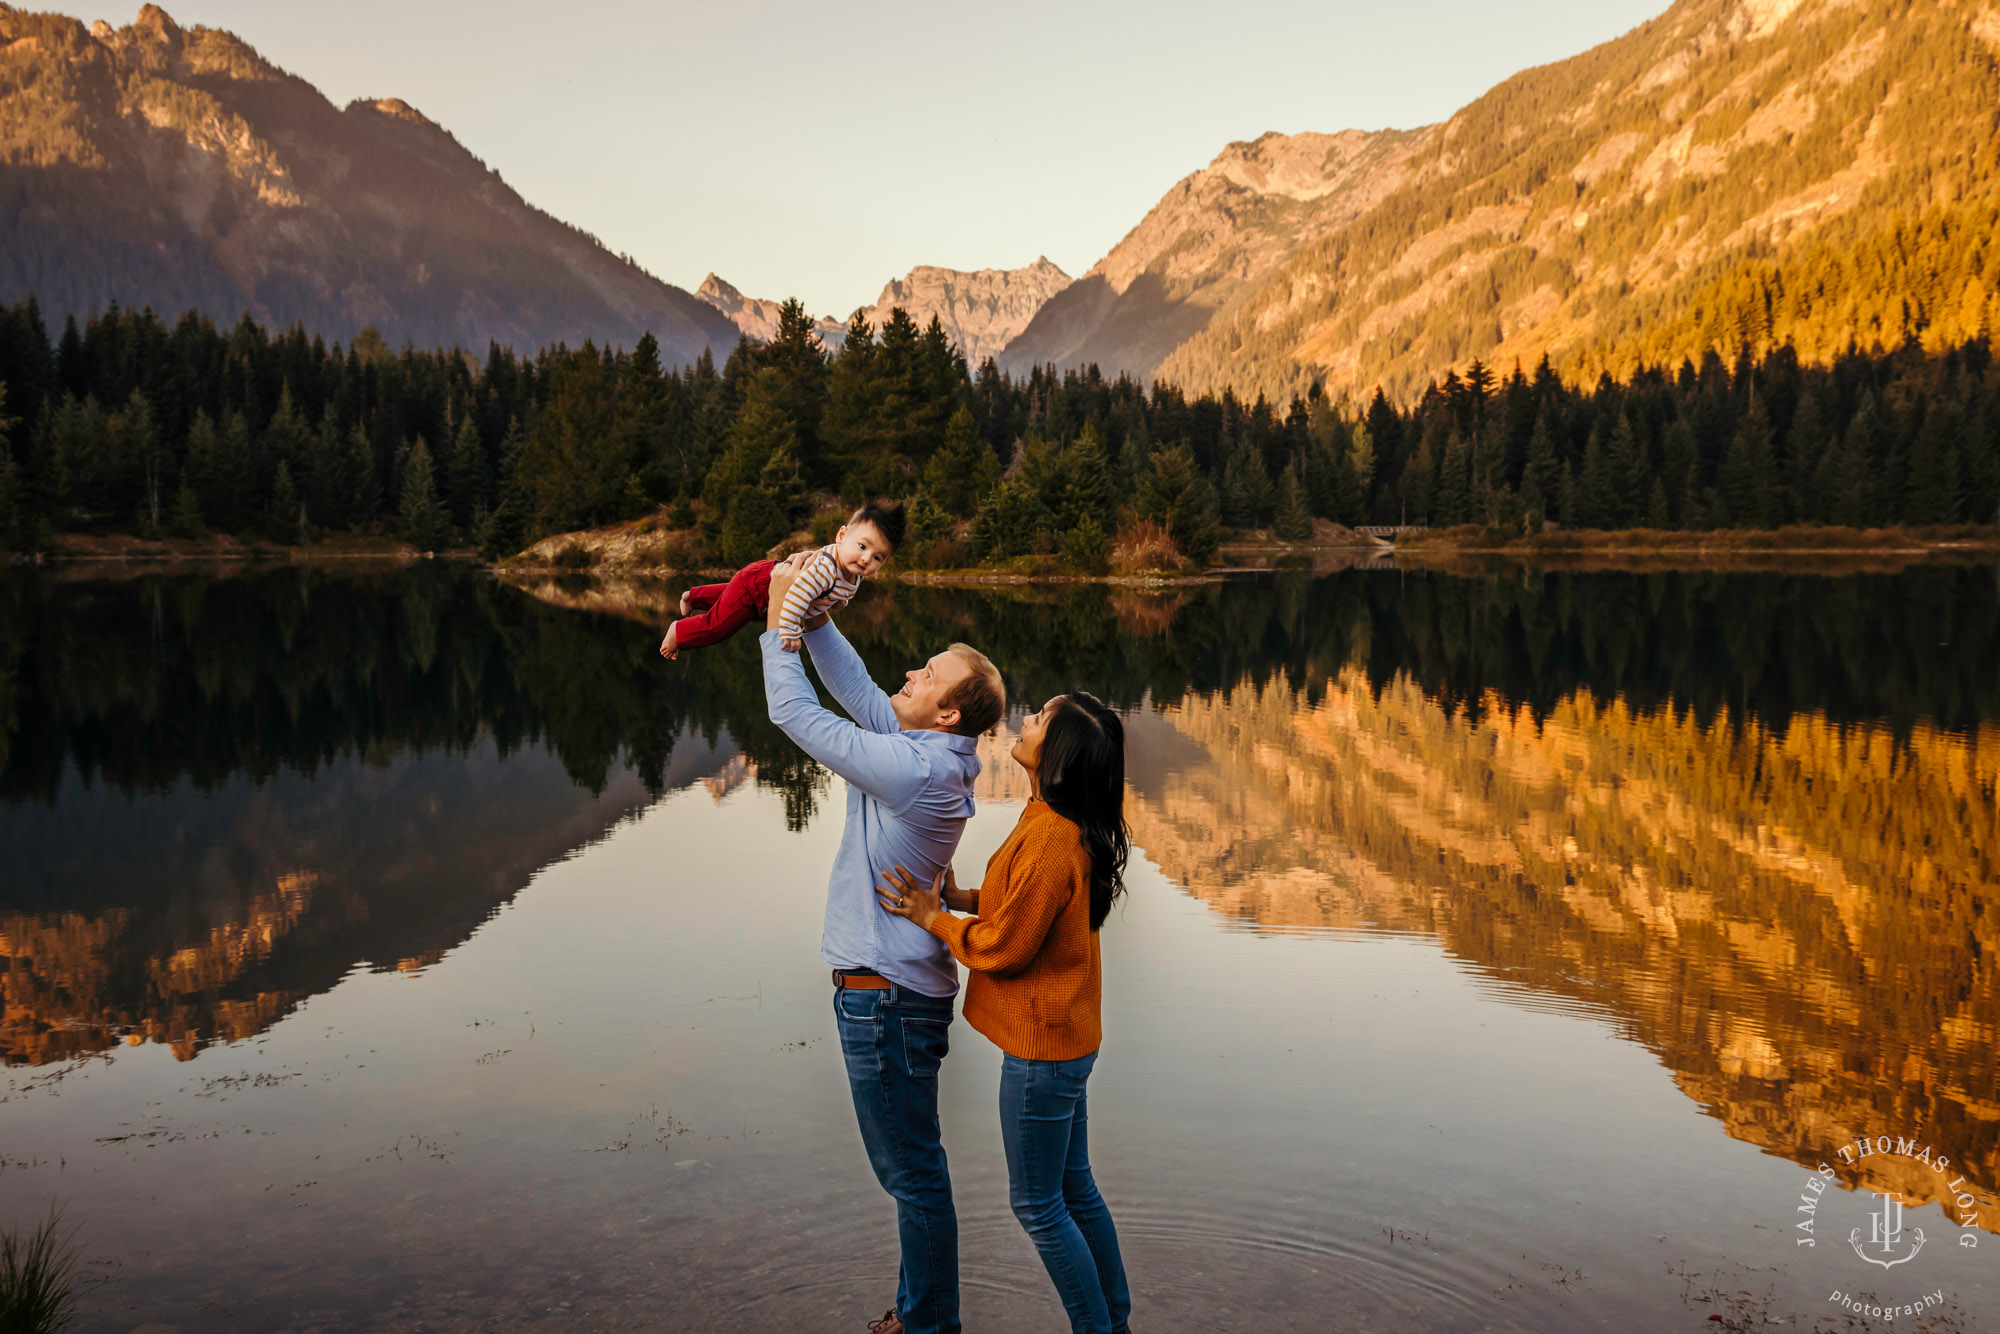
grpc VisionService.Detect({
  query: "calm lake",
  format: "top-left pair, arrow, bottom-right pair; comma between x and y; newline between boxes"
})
1,562 -> 1996,1333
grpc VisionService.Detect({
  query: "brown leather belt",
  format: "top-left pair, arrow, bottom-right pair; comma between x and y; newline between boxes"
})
833,969 -> 890,990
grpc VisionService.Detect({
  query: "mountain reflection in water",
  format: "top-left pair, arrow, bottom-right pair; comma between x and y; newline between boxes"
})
1,562 -> 1996,1234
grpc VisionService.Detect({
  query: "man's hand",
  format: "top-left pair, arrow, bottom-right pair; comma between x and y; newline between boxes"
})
766,552 -> 807,634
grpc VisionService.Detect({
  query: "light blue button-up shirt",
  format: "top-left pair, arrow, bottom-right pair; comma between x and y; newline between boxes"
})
763,622 -> 981,997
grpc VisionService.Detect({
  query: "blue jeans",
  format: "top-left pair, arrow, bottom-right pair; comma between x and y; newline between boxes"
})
834,983 -> 959,1334
1000,1050 -> 1131,1334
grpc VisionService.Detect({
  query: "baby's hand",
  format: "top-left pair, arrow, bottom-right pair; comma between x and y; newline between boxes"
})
781,637 -> 802,653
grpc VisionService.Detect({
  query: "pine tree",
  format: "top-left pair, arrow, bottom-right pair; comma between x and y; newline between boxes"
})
1605,415 -> 1646,526
210,410 -> 256,533
347,423 -> 381,527
168,473 -> 205,540
705,368 -> 801,546
1062,513 -> 1110,573
1661,419 -> 1697,525
117,390 -> 162,535
757,434 -> 809,526
183,410 -> 218,527
1719,396 -> 1780,528
1275,467 -> 1313,541
1132,443 -> 1219,563
1520,411 -> 1559,521
1904,402 -> 1963,526
446,412 -> 489,527
0,450 -> 17,553
1221,435 -> 1274,528
262,387 -> 311,484
517,344 -> 627,533
762,302 -> 831,484
968,474 -> 1055,560
617,332 -> 674,502
303,417 -> 348,530
266,460 -> 301,544
901,491 -> 955,567
720,485 -> 787,564
922,405 -> 1000,516
397,437 -> 448,549
1436,434 -> 1473,526
482,419 -> 531,560
1785,385 -> 1832,520
1645,475 -> 1671,529
1814,414 -> 1869,527
1059,423 -> 1115,531
1577,428 -> 1611,528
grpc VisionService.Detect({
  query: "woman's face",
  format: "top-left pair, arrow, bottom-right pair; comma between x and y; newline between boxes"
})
1010,696 -> 1063,777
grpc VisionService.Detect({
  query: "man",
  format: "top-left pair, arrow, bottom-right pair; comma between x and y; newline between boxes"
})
761,556 -> 1007,1334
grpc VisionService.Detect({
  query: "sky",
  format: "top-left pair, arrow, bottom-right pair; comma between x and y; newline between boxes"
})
142,0 -> 1670,317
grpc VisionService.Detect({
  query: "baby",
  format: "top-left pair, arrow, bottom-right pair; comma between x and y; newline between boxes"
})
658,501 -> 905,658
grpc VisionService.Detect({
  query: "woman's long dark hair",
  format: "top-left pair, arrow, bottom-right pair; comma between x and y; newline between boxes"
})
1038,692 -> 1129,930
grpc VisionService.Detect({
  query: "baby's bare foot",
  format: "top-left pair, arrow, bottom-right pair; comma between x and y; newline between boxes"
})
678,590 -> 694,616
658,626 -> 678,660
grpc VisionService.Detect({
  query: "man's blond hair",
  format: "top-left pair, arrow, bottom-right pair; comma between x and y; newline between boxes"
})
941,643 -> 1005,736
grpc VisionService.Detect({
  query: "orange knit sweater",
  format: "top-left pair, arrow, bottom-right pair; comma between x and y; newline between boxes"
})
927,799 -> 1101,1061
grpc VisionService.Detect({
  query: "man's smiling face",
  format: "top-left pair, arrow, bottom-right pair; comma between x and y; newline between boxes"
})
892,649 -> 974,732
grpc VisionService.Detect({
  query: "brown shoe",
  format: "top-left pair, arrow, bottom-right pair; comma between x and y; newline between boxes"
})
865,1309 -> 902,1334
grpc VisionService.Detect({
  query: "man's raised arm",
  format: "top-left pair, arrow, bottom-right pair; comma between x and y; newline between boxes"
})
800,619 -> 900,734
763,629 -> 925,811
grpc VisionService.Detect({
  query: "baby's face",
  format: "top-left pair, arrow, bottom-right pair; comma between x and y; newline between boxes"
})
834,521 -> 893,579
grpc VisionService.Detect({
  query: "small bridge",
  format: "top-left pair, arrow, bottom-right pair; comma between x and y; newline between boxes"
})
1350,526 -> 1430,539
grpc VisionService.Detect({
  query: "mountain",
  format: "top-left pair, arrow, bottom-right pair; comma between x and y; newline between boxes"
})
0,5 -> 739,361
1155,0 -> 2000,401
856,257 -> 1071,367
699,258 -> 1072,366
1000,129 -> 1428,380
695,273 -> 848,350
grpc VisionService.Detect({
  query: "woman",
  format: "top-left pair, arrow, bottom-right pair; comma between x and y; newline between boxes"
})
877,691 -> 1133,1334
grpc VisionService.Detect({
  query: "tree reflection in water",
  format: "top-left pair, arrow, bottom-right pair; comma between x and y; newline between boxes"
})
0,561 -> 1995,1226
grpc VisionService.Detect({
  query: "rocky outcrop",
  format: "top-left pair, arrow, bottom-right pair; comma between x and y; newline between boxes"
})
696,274 -> 848,350
0,4 -> 738,360
855,257 -> 1070,367
999,130 -> 1428,379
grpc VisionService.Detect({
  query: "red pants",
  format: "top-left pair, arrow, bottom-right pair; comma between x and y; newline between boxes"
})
673,559 -> 775,650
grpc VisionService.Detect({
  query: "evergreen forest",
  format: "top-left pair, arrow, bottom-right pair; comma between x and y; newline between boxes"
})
1,294 -> 1996,568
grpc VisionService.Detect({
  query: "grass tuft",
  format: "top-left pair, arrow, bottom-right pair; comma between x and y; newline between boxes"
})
0,1202 -> 84,1333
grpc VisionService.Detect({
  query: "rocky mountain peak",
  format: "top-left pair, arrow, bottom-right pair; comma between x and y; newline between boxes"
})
694,275 -> 846,350
131,3 -> 180,46
858,259 -> 1070,366
696,273 -> 744,304
365,97 -> 436,130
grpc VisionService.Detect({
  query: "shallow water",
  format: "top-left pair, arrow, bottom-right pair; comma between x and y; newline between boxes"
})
1,564 -> 1996,1332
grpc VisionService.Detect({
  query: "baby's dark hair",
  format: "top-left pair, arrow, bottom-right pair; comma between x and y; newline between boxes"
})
849,501 -> 906,550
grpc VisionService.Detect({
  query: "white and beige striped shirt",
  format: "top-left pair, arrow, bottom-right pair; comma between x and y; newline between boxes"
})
776,545 -> 862,645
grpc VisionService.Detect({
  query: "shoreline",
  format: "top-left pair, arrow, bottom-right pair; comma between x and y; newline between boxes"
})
21,524 -> 1998,581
